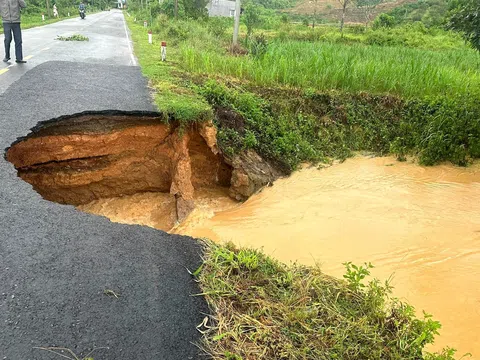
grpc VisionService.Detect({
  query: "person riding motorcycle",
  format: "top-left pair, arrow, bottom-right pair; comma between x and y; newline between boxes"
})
78,1 -> 85,18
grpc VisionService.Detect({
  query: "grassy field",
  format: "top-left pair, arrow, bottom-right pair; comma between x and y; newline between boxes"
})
182,40 -> 479,98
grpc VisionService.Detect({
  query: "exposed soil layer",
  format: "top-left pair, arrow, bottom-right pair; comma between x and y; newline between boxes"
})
6,111 -> 234,223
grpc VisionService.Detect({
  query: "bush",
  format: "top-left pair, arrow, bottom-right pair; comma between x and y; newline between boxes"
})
198,81 -> 480,170
207,16 -> 230,38
373,13 -> 395,29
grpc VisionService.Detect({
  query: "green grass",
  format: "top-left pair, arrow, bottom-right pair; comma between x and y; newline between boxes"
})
181,39 -> 480,99
197,242 -> 459,360
125,15 -> 212,124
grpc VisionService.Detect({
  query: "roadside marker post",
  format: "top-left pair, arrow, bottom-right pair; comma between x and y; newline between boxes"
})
143,20 -> 147,27
148,30 -> 152,44
42,14 -> 45,21
161,41 -> 167,62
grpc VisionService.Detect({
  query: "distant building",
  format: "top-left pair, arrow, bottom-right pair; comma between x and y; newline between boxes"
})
207,0 -> 236,17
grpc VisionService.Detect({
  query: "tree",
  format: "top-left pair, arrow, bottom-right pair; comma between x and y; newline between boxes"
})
355,0 -> 383,29
183,0 -> 208,18
243,2 -> 261,39
447,0 -> 480,52
337,0 -> 351,33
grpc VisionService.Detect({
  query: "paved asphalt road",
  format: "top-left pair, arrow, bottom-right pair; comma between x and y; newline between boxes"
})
0,10 -> 136,93
0,11 -> 209,360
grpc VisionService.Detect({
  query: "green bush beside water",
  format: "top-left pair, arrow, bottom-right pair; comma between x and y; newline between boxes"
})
199,81 -> 480,171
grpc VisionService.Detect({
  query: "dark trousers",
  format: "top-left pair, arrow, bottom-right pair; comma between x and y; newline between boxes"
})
3,22 -> 23,61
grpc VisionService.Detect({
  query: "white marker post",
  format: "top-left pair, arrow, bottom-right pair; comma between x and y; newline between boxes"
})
161,41 -> 167,62
143,21 -> 147,28
148,30 -> 152,44
68,12 -> 70,16
42,13 -> 45,21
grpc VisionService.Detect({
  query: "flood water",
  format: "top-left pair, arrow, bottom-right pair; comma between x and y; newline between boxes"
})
82,156 -> 480,357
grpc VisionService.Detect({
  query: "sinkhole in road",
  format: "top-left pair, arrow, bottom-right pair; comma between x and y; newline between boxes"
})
5,111 -> 237,230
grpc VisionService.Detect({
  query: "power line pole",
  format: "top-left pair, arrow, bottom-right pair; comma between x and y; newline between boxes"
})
232,0 -> 240,45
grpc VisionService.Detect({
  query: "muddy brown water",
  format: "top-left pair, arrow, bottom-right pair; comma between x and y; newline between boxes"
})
80,156 -> 480,357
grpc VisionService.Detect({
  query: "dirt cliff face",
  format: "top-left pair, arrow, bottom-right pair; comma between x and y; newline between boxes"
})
6,111 -> 284,225
6,112 -> 232,223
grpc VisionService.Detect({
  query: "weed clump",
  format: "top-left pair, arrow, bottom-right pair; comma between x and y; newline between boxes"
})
198,242 -> 457,360
55,34 -> 89,41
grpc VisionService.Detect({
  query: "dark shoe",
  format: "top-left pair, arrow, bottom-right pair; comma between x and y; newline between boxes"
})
3,58 -> 10,63
15,60 -> 26,64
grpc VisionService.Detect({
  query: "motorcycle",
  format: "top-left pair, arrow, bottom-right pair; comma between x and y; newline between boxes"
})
79,9 -> 85,19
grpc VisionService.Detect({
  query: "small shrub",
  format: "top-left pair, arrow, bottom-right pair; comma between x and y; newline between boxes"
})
373,13 -> 395,29
248,34 -> 269,58
208,16 -> 229,38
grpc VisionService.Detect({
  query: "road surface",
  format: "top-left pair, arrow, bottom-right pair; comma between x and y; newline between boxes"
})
0,10 -> 208,360
0,10 -> 135,93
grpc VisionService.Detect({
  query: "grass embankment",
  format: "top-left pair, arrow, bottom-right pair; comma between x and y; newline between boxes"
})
152,18 -> 479,170
126,15 -> 211,125
197,242 -> 459,359
126,14 -> 466,360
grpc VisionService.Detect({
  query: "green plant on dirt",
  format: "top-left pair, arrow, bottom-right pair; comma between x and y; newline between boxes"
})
55,34 -> 89,41
248,33 -> 269,58
197,242 -> 458,359
207,16 -> 231,38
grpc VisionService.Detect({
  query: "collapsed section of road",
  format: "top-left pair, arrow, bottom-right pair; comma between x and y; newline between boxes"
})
6,110 -> 285,228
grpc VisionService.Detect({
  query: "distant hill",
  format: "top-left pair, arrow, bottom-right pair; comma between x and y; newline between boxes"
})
286,0 -> 419,24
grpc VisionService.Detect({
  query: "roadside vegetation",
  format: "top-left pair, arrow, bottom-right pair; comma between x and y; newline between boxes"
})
196,242 -> 460,359
55,34 -> 89,41
125,0 -> 478,357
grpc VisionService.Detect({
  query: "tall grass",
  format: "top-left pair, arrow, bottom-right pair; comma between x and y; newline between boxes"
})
181,40 -> 480,99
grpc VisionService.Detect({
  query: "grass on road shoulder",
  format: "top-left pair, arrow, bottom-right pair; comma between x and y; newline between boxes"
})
125,14 -> 212,125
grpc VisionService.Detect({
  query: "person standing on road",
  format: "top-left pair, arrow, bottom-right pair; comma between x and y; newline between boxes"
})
0,0 -> 27,63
